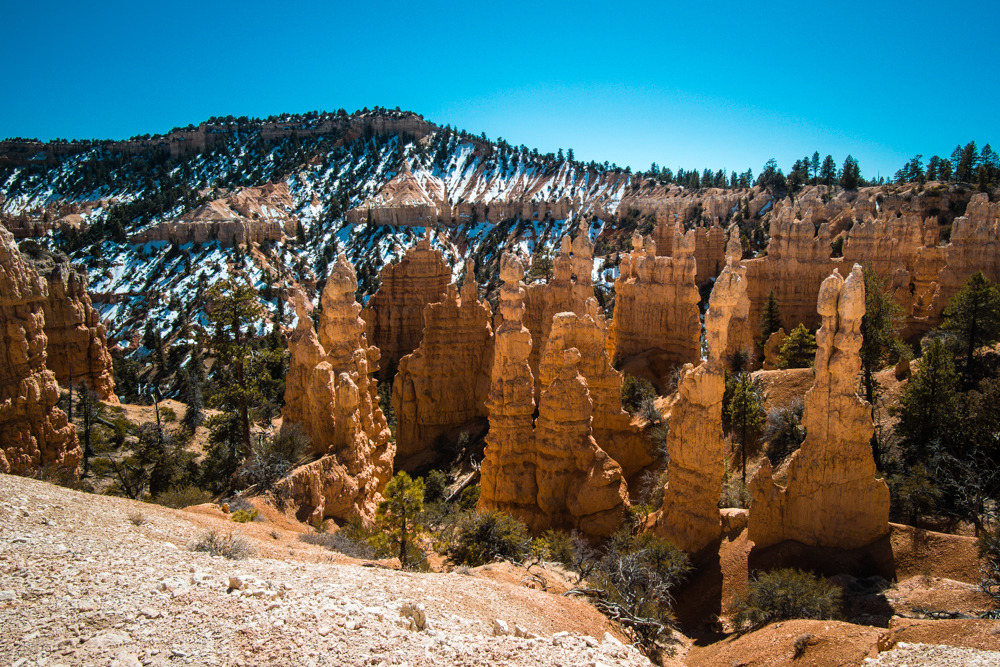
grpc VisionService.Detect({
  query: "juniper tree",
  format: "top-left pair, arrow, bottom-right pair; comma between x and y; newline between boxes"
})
375,472 -> 425,569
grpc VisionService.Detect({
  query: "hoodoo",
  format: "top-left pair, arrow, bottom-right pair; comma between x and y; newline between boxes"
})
478,253 -> 628,538
392,259 -> 494,468
361,229 -> 452,378
652,252 -> 748,553
749,264 -> 891,550
277,255 -> 395,526
0,228 -> 80,475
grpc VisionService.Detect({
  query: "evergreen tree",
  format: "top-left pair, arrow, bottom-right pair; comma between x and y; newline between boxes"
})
819,155 -> 837,186
897,338 -> 959,462
206,278 -> 264,461
859,265 -> 908,469
777,324 -> 817,369
758,290 -> 783,348
940,271 -> 1000,385
375,471 -> 425,570
957,141 -> 979,182
725,373 -> 766,484
810,151 -> 820,185
840,155 -> 861,189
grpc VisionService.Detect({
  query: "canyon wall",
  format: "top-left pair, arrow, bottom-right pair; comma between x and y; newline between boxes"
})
391,261 -> 494,467
651,254 -> 747,553
361,231 -> 452,378
748,264 -> 890,550
277,256 -> 394,526
0,228 -> 80,475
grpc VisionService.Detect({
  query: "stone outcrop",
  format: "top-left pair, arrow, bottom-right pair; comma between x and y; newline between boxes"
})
762,329 -> 786,370
523,231 -> 596,394
607,228 -> 701,387
21,245 -> 117,401
748,264 -> 890,550
651,217 -> 727,284
361,231 -> 452,378
479,254 -> 628,538
537,302 -> 650,482
391,260 -> 494,466
0,228 -> 80,475
277,256 -> 394,526
651,253 -> 748,553
129,183 -> 294,246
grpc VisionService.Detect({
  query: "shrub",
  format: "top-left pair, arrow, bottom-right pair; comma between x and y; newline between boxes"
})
585,528 -> 692,650
446,510 -> 532,566
236,425 -> 310,490
533,529 -> 575,564
731,568 -> 841,631
458,484 -> 480,511
190,529 -> 256,560
976,525 -> 1000,614
300,531 -> 377,560
128,509 -> 146,526
423,470 -> 448,504
763,399 -> 805,466
152,485 -> 213,509
232,508 -> 259,523
622,375 -> 658,414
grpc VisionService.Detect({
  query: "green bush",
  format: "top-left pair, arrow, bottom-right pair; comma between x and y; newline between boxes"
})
777,324 -> 817,369
423,470 -> 448,504
152,485 -> 213,509
446,510 -> 532,566
235,425 -> 310,491
533,529 -> 575,563
232,508 -> 259,523
622,375 -> 658,414
976,525 -> 1000,614
190,529 -> 255,560
731,568 -> 842,631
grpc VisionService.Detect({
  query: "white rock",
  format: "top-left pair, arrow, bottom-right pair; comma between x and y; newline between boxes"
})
552,630 -> 570,645
583,635 -> 599,647
602,632 -> 623,647
139,607 -> 161,619
88,631 -> 132,648
363,606 -> 385,621
492,619 -> 509,636
317,625 -> 331,637
0,591 -> 17,601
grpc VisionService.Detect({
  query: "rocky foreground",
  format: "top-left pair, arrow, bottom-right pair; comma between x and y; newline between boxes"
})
0,474 -> 648,667
3,474 -> 1000,667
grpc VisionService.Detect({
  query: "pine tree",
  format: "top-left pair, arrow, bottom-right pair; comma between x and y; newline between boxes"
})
941,271 -> 1000,385
758,290 -> 783,348
859,265 -> 908,469
777,324 -> 817,369
725,373 -> 766,484
810,151 -> 820,185
840,155 -> 861,189
206,278 -> 265,460
897,338 -> 959,462
820,155 -> 837,186
375,472 -> 425,569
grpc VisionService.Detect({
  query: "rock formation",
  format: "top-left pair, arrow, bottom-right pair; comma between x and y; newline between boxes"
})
479,254 -> 628,538
523,231 -> 596,394
651,217 -> 727,284
0,228 -> 80,475
537,302 -> 650,482
607,227 -> 701,388
748,264 -> 890,550
361,230 -> 452,378
21,245 -> 117,401
129,183 -> 294,246
391,260 -> 494,467
277,255 -> 394,526
651,253 -> 747,553
762,329 -> 786,370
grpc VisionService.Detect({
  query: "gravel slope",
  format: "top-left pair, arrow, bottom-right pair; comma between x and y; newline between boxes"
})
0,474 -> 654,667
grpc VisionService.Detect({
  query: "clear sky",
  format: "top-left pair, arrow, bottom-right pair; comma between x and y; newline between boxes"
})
3,1 -> 996,180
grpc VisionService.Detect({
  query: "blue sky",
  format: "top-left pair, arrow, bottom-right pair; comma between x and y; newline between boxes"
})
3,1 -> 996,179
